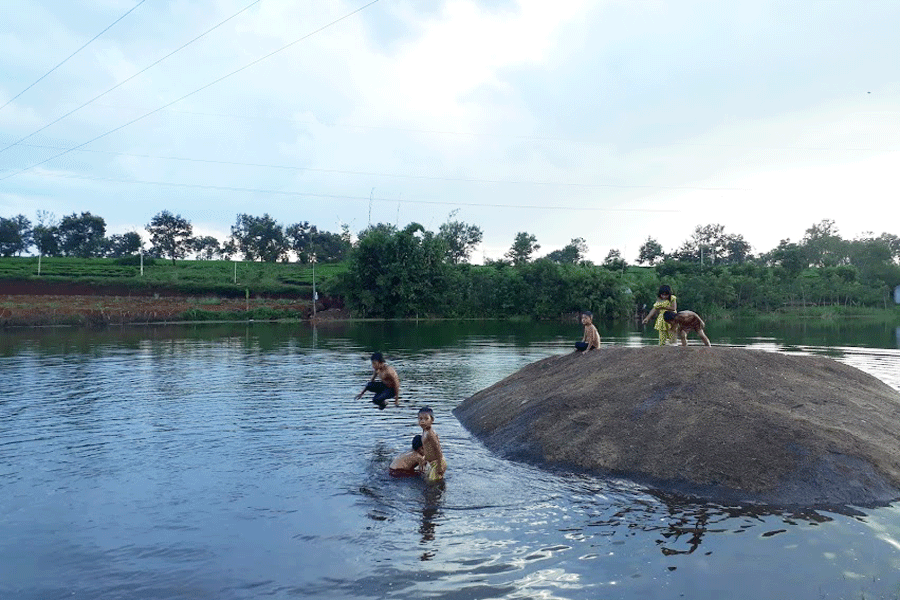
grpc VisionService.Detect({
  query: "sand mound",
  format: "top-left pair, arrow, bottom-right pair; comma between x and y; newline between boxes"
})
453,347 -> 900,507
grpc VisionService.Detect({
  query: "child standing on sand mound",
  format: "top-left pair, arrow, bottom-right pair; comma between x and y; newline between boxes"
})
642,284 -> 677,345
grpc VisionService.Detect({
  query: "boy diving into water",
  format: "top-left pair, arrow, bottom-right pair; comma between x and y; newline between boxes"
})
355,352 -> 400,409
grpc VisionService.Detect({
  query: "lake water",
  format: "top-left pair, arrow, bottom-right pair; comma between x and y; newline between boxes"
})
2,319 -> 900,600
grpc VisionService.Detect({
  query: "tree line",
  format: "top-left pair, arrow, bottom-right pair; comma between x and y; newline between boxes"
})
3,209 -> 899,318
333,219 -> 900,319
0,210 -> 352,265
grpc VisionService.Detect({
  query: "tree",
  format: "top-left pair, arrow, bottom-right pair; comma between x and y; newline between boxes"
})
637,237 -> 664,265
32,210 -> 59,257
103,232 -> 142,258
438,219 -> 483,264
192,235 -> 221,260
0,214 -> 33,256
230,213 -> 287,262
286,221 -> 318,263
505,232 -> 540,265
802,219 -> 847,267
57,212 -> 106,257
310,230 -> 351,263
603,248 -> 627,271
672,224 -> 750,266
546,238 -> 588,264
339,222 -> 450,317
768,239 -> 807,278
147,211 -> 193,265
722,234 -> 752,265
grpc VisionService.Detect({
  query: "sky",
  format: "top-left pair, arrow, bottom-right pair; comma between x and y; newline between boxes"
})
1,0 -> 898,264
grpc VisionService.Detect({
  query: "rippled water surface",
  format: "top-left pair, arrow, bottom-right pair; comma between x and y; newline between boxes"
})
2,320 -> 900,600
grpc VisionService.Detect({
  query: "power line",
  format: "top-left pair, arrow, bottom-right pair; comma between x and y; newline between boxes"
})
7,143 -> 749,192
81,104 -> 900,153
0,0 -> 382,182
0,0 -> 262,156
25,171 -> 685,213
0,0 -> 148,112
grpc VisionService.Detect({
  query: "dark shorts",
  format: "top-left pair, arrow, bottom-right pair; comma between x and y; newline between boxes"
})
389,467 -> 419,478
365,381 -> 396,408
575,341 -> 594,351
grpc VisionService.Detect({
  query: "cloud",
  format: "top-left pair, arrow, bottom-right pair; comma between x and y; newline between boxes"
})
1,0 -> 899,264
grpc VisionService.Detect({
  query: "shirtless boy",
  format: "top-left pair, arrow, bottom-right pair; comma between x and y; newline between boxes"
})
663,310 -> 711,347
389,435 -> 426,477
417,407 -> 446,482
575,310 -> 601,353
355,352 -> 400,409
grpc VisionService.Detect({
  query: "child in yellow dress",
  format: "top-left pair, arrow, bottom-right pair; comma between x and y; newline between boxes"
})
642,284 -> 677,345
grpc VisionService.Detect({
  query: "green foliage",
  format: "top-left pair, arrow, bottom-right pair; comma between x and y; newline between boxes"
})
637,236 -> 663,265
147,209 -> 194,264
229,213 -> 287,262
191,235 -> 221,260
0,256 -> 346,299
103,231 -> 142,258
438,219 -> 483,264
546,238 -> 588,264
0,214 -> 33,257
505,232 -> 540,265
338,223 -> 450,318
57,212 -> 106,258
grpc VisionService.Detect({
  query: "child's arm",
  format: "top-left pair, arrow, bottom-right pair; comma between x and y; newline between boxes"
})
432,436 -> 445,475
642,307 -> 658,325
670,296 -> 677,312
355,370 -> 377,399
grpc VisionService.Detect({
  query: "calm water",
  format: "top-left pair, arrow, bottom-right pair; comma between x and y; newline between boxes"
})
2,319 -> 900,600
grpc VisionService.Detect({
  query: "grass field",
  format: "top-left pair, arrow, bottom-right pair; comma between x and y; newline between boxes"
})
0,256 -> 347,297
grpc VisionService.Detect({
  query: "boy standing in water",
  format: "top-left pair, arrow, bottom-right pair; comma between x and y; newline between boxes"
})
575,310 -> 601,353
663,310 -> 711,347
355,352 -> 400,409
389,435 -> 427,477
418,407 -> 446,482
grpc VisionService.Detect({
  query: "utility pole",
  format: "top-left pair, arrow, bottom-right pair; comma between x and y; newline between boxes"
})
368,188 -> 374,227
311,253 -> 317,319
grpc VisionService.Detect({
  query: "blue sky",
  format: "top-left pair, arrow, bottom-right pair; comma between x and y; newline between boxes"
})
1,0 -> 898,263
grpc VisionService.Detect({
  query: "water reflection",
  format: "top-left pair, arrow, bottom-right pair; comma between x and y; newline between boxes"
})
419,483 -> 444,559
2,321 -> 900,600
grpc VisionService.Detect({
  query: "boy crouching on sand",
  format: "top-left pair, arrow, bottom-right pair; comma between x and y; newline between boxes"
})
389,435 -> 426,477
417,407 -> 446,482
663,310 -> 711,347
575,310 -> 601,353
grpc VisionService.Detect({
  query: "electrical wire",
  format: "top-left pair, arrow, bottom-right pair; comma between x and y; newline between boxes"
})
0,0 -> 382,183
25,171 -> 684,213
0,0 -> 262,156
0,0 -> 147,112
7,143 -> 747,192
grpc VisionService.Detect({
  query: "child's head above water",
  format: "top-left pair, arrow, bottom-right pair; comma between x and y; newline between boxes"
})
657,285 -> 672,298
417,407 -> 434,428
370,351 -> 384,365
663,310 -> 676,322
580,310 -> 593,323
411,434 -> 423,452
